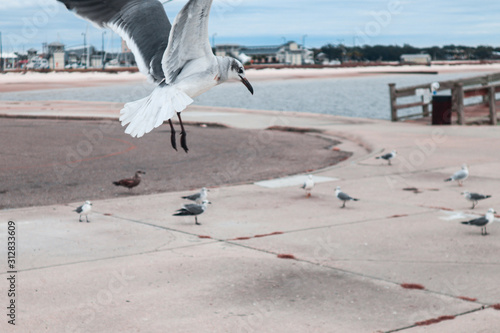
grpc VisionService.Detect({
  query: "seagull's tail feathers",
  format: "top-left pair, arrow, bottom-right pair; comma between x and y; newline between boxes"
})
173,209 -> 192,216
112,181 -> 121,186
444,178 -> 453,182
120,84 -> 193,138
352,198 -> 360,201
461,221 -> 471,225
375,156 -> 381,159
485,195 -> 492,199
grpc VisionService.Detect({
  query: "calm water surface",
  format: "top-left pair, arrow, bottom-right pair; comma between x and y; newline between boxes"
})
0,71 -> 489,120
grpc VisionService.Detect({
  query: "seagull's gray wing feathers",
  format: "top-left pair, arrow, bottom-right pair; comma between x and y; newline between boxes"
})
337,192 -> 352,201
57,0 -> 172,81
161,0 -> 214,84
469,193 -> 490,201
75,205 -> 83,213
452,170 -> 468,181
183,203 -> 205,215
182,192 -> 201,201
462,216 -> 489,227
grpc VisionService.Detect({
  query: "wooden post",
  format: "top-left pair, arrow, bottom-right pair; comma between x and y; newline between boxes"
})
489,86 -> 497,125
481,75 -> 490,104
422,95 -> 430,117
453,83 -> 465,125
389,83 -> 397,121
456,83 -> 465,125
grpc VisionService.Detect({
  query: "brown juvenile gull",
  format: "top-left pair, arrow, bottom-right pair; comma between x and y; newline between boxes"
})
57,0 -> 254,153
113,171 -> 146,189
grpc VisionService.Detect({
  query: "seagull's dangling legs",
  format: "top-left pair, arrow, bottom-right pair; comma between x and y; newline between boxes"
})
177,112 -> 188,153
168,119 -> 177,151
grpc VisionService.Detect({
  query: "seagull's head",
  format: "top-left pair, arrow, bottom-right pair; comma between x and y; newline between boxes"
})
461,191 -> 470,196
229,59 -> 254,95
487,208 -> 497,215
85,201 -> 92,206
201,200 -> 212,206
308,174 -> 313,179
201,187 -> 209,193
461,164 -> 468,170
335,186 -> 341,192
136,170 -> 146,175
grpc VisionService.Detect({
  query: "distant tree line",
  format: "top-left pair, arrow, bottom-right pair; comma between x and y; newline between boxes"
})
314,44 -> 500,62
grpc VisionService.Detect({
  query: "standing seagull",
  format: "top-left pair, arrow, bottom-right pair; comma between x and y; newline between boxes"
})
335,186 -> 359,208
113,170 -> 146,189
182,187 -> 209,204
57,0 -> 254,152
444,164 -> 469,186
461,191 -> 492,209
301,175 -> 314,198
376,150 -> 397,165
173,200 -> 211,225
461,208 -> 496,235
75,201 -> 92,222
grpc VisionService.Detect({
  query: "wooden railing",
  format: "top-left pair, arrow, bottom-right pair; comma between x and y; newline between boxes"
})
389,72 -> 500,124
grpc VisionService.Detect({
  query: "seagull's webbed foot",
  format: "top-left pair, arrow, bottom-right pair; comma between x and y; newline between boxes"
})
168,119 -> 177,151
177,112 -> 188,153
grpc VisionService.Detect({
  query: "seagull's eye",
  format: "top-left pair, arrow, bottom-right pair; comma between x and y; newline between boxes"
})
238,68 -> 243,74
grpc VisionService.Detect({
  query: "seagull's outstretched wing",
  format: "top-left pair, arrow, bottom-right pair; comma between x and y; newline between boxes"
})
57,0 -> 172,81
161,0 -> 214,84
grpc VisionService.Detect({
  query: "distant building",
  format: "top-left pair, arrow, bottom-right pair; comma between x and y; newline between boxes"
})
400,54 -> 431,65
215,41 -> 312,65
48,42 -> 65,69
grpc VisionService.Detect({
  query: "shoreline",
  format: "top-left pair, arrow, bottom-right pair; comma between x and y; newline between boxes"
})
1,64 -> 500,93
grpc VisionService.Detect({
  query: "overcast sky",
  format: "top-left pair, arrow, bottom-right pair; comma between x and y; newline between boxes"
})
1,0 -> 500,53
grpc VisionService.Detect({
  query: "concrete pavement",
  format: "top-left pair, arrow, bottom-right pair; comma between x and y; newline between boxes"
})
1,104 -> 500,332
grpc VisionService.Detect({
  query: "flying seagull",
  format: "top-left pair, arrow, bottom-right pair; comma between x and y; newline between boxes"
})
301,175 -> 314,198
461,191 -> 492,209
182,187 -> 209,204
335,186 -> 359,208
57,0 -> 254,153
75,201 -> 92,222
173,200 -> 211,225
444,164 -> 469,186
376,150 -> 397,165
461,208 -> 496,235
113,170 -> 146,189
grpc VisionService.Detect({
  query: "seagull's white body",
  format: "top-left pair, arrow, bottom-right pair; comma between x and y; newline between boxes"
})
461,191 -> 491,209
182,187 -> 209,204
461,208 -> 496,235
445,164 -> 469,186
301,175 -> 314,197
335,186 -> 359,208
58,0 -> 253,148
376,150 -> 397,165
75,201 -> 93,222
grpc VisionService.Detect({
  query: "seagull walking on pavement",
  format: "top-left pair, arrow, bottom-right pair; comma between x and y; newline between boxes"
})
376,150 -> 397,165
173,200 -> 211,225
182,187 -> 209,204
461,191 -> 491,209
335,186 -> 359,208
113,170 -> 146,189
75,201 -> 92,222
57,0 -> 254,153
461,208 -> 496,235
301,175 -> 314,198
444,164 -> 469,186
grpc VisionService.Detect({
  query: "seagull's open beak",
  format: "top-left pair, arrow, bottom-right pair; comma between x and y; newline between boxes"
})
239,76 -> 254,95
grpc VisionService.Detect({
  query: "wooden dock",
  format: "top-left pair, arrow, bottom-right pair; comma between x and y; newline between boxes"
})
389,72 -> 500,125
